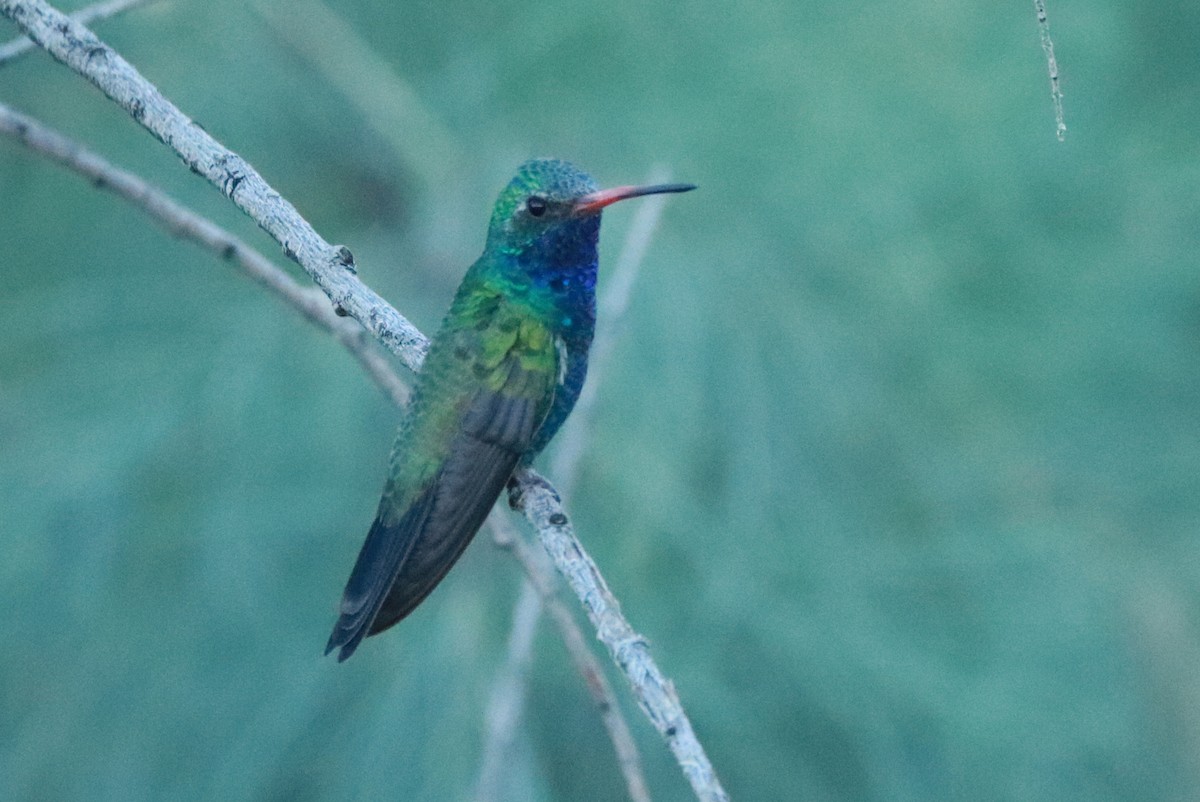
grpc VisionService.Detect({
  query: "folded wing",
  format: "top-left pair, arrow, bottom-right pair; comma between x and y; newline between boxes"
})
326,303 -> 557,661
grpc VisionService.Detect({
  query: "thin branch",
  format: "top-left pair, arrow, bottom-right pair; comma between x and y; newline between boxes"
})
0,100 -> 409,408
486,512 -> 652,802
1033,0 -> 1066,142
0,0 -> 153,67
0,4 -> 728,800
511,474 -> 727,802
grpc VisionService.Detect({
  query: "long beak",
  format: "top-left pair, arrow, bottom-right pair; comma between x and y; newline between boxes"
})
573,182 -> 696,216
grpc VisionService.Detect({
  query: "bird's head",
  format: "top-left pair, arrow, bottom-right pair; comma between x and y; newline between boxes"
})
485,159 -> 694,265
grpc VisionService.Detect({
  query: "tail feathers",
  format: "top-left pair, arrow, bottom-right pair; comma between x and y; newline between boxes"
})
325,486 -> 437,662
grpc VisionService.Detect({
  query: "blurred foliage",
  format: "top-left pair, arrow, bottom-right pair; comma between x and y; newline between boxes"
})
2,0 -> 1199,800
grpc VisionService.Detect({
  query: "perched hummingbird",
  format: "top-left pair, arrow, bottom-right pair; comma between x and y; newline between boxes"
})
326,159 -> 694,661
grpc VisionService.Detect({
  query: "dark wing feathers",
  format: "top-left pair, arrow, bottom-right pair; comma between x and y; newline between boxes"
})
326,338 -> 555,661
367,433 -> 520,636
463,391 -> 540,446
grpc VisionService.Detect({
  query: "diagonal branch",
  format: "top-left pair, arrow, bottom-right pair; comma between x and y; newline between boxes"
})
0,3 -> 728,800
0,99 -> 410,408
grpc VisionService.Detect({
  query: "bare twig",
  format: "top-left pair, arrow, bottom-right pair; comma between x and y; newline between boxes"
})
510,476 -> 726,802
485,513 -> 652,802
0,100 -> 409,408
0,4 -> 727,800
1033,0 -> 1066,141
0,0 -> 154,66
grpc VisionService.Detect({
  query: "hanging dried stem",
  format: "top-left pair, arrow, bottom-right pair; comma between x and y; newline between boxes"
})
1033,0 -> 1067,141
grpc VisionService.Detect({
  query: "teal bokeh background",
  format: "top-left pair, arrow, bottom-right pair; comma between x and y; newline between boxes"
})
3,1 -> 1199,799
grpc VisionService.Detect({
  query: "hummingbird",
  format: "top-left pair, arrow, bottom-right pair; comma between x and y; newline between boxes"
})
326,159 -> 694,661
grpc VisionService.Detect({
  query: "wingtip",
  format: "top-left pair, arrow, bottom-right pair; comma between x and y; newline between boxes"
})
325,630 -> 359,662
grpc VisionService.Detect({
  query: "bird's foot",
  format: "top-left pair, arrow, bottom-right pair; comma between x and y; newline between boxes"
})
507,471 -> 560,510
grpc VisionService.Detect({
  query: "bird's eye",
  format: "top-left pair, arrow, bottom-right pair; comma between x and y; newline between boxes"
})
526,195 -> 548,217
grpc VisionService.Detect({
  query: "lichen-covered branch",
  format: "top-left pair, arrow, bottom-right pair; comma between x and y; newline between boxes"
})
0,3 -> 728,800
0,0 -> 428,369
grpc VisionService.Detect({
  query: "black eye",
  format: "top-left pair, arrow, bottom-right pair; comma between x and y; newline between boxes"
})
526,195 -> 548,217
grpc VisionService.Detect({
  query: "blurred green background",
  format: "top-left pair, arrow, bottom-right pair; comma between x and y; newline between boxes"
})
3,0 -> 1198,799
